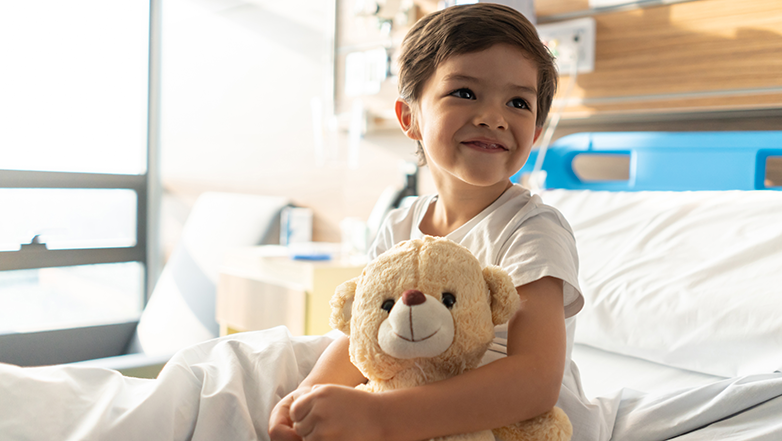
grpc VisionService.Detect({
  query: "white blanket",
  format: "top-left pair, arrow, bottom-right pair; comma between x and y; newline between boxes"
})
0,327 -> 336,441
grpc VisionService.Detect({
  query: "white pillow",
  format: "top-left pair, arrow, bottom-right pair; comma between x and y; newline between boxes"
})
542,189 -> 782,378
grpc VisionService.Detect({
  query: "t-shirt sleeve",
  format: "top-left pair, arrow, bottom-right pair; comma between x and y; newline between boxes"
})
499,210 -> 584,318
367,204 -> 413,261
367,222 -> 393,261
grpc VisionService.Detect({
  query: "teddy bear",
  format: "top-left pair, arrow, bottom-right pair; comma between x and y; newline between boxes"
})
329,235 -> 572,441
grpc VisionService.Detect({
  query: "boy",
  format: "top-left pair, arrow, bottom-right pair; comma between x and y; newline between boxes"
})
269,4 -> 596,440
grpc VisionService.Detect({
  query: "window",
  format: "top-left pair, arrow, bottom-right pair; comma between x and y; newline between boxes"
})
0,0 -> 159,365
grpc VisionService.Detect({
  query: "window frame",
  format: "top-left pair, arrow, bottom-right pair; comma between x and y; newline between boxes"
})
0,171 -> 148,272
0,0 -> 161,366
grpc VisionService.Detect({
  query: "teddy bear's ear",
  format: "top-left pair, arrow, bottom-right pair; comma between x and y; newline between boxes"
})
483,266 -> 520,326
329,277 -> 358,335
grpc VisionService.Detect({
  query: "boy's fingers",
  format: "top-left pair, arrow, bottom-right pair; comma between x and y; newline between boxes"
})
268,424 -> 301,441
270,396 -> 293,421
268,392 -> 306,441
289,386 -> 312,405
293,419 -> 315,438
268,406 -> 301,441
289,391 -> 313,423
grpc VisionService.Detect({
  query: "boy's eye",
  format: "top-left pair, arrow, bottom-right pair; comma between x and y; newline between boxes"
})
508,98 -> 530,109
450,88 -> 475,100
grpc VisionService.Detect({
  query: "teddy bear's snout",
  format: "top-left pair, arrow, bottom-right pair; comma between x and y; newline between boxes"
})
401,289 -> 426,306
377,290 -> 455,360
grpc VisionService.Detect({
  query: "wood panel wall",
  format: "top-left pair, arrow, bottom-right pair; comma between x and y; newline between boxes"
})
539,0 -> 782,118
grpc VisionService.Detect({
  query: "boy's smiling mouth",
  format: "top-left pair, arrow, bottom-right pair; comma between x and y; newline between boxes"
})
462,138 -> 509,152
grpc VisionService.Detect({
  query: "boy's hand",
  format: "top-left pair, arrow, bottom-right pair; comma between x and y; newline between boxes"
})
269,387 -> 312,441
289,384 -> 383,441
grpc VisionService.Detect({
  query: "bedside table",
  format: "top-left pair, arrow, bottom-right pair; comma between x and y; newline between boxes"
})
216,245 -> 365,336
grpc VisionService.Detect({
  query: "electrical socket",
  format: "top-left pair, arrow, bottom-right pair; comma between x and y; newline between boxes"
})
536,17 -> 596,75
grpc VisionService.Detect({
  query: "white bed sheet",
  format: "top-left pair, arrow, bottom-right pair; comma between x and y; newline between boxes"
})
572,343 -> 726,401
611,373 -> 782,441
541,189 -> 782,378
573,343 -> 782,440
539,188 -> 782,440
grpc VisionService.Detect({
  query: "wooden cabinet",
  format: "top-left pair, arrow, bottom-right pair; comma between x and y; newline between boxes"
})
216,246 -> 365,336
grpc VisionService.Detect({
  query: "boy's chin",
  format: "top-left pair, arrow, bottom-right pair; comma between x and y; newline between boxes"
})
457,175 -> 514,190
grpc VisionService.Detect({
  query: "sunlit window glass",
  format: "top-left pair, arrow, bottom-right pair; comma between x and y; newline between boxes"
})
0,189 -> 138,252
0,1 -> 149,175
0,263 -> 144,334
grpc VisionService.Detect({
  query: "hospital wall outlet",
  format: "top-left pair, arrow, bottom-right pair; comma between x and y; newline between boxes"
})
537,17 -> 596,75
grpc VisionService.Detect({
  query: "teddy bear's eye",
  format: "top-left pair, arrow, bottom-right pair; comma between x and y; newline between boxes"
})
441,292 -> 456,309
381,299 -> 395,313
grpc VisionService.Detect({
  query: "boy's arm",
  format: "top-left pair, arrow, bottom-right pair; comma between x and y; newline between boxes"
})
289,276 -> 567,441
299,335 -> 367,389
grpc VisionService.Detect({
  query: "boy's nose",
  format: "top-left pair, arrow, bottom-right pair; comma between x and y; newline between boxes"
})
479,120 -> 506,130
475,108 -> 507,130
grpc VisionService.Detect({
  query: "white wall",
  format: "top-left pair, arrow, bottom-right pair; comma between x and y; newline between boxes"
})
159,0 -> 427,255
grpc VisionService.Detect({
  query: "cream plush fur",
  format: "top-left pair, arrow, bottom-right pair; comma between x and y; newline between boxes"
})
330,236 -> 572,441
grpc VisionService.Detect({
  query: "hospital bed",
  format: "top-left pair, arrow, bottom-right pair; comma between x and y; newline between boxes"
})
1,131 -> 781,440
515,131 -> 782,439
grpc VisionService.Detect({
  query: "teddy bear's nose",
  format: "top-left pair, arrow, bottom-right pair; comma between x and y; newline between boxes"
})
401,289 -> 426,306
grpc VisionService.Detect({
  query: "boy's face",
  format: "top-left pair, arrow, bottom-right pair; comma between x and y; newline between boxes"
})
396,44 -> 543,191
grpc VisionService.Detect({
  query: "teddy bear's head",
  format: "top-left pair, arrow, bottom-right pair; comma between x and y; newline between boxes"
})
330,236 -> 519,385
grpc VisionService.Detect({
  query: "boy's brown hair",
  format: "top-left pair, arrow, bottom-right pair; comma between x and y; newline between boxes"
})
397,3 -> 558,164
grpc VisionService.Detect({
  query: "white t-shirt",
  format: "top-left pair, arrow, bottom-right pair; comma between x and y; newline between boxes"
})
369,184 -> 583,318
369,184 -> 605,440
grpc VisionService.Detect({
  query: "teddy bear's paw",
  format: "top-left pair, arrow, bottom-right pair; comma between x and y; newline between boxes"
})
491,407 -> 572,441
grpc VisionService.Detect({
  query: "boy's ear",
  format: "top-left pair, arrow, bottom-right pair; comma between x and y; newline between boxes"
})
533,125 -> 544,144
395,99 -> 421,141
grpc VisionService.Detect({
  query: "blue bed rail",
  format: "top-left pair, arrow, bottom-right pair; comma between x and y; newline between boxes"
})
512,132 -> 782,191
